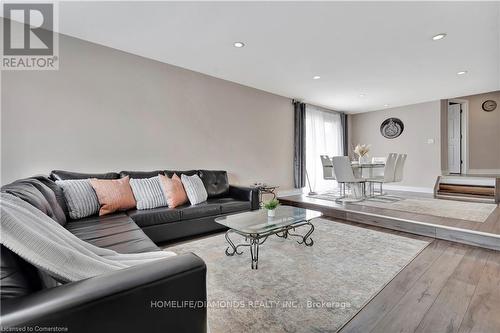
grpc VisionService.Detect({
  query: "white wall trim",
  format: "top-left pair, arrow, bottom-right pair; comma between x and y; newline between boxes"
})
383,184 -> 434,194
467,169 -> 500,175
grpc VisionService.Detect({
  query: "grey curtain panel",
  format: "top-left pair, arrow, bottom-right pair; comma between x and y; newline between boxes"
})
293,101 -> 306,188
340,113 -> 348,156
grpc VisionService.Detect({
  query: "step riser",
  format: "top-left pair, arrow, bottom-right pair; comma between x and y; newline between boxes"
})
434,175 -> 499,204
438,184 -> 494,196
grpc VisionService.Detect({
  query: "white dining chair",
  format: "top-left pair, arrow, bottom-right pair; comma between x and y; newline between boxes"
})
320,155 -> 336,181
371,156 -> 387,164
369,156 -> 386,178
366,153 -> 398,197
380,153 -> 408,201
394,154 -> 407,183
332,156 -> 366,203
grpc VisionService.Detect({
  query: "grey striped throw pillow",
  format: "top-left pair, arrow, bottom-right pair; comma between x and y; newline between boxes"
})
181,174 -> 208,205
56,179 -> 100,219
129,176 -> 167,210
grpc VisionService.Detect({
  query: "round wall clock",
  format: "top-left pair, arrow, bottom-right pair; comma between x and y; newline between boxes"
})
482,100 -> 497,112
380,118 -> 404,139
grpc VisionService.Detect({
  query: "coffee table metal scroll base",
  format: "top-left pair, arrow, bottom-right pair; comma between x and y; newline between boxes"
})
224,220 -> 315,269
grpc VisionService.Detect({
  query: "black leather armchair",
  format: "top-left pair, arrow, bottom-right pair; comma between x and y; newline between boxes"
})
1,254 -> 207,333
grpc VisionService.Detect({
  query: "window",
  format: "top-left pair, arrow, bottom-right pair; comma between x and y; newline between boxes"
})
305,105 -> 343,192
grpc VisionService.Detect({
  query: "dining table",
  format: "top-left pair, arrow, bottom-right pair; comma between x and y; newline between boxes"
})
322,157 -> 386,199
349,161 -> 386,198
351,161 -> 385,178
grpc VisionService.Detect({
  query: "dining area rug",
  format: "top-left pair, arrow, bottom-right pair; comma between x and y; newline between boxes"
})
166,218 -> 429,333
309,192 -> 496,222
353,197 -> 496,222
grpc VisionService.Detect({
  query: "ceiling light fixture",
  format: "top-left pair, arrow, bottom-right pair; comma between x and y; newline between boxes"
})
432,33 -> 447,41
457,70 -> 468,75
384,104 -> 390,108
233,42 -> 245,48
313,75 -> 321,80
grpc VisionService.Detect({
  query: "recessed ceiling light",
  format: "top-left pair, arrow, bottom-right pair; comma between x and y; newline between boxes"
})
359,94 -> 366,98
384,104 -> 390,108
233,42 -> 245,48
432,33 -> 447,41
313,75 -> 321,80
457,70 -> 468,75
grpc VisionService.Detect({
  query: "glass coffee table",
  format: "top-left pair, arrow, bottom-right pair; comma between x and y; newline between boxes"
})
215,206 -> 322,269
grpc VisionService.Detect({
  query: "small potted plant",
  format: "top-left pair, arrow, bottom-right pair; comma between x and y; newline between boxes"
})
263,198 -> 280,217
354,144 -> 371,164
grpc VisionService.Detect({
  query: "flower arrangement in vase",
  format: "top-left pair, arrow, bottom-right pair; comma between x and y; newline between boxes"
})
263,198 -> 280,217
354,144 -> 371,164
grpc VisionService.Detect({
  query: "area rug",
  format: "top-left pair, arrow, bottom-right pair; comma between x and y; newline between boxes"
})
166,218 -> 429,333
353,197 -> 496,222
309,193 -> 497,223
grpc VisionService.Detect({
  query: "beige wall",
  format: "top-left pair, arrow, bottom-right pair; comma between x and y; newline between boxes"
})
350,101 -> 442,190
1,33 -> 295,188
459,91 -> 500,172
440,90 -> 500,173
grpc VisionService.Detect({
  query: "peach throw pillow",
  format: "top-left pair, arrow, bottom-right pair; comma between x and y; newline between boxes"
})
159,174 -> 188,208
90,176 -> 136,216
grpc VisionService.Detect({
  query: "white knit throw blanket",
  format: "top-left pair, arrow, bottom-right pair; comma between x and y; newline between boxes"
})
0,192 -> 176,282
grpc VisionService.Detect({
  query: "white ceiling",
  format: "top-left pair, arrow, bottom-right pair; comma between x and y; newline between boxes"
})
53,2 -> 500,112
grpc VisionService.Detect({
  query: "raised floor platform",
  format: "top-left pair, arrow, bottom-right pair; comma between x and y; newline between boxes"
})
279,191 -> 500,251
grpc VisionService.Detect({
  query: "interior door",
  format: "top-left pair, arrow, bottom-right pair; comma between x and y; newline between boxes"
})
448,104 -> 461,174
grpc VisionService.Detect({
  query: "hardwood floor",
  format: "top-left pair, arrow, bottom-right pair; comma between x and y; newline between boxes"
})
339,238 -> 500,333
276,193 -> 500,332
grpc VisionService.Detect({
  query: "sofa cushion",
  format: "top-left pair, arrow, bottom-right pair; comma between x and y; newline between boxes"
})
66,213 -> 159,253
129,176 -> 167,210
181,174 -> 208,205
90,176 -> 137,216
0,245 -> 43,299
127,206 -> 181,228
119,170 -> 165,179
164,170 -> 198,178
56,179 -> 100,219
179,202 -> 221,220
142,216 -> 227,243
1,179 -> 67,225
208,198 -> 251,214
50,170 -> 120,181
159,174 -> 188,208
198,170 -> 229,198
33,175 -> 69,219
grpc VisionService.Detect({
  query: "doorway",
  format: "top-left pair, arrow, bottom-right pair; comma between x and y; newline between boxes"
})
447,99 -> 469,174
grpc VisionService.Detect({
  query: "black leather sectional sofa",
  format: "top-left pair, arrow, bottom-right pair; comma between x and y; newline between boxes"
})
0,169 -> 259,333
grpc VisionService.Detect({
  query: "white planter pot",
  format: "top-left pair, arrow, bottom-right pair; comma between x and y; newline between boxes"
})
267,209 -> 276,217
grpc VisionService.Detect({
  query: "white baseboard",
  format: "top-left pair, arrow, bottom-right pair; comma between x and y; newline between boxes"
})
383,184 -> 434,194
467,169 -> 500,175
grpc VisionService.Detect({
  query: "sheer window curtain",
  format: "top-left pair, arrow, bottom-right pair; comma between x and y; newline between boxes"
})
305,106 -> 343,192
